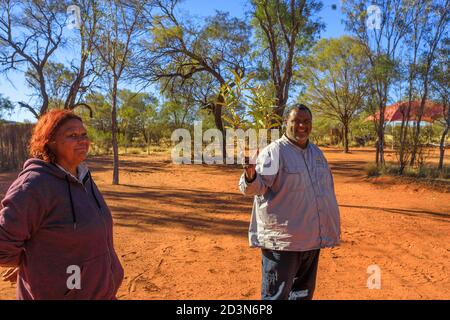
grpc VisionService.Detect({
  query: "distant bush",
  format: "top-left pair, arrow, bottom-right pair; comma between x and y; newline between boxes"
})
403,165 -> 450,180
365,162 -> 450,180
365,163 -> 381,177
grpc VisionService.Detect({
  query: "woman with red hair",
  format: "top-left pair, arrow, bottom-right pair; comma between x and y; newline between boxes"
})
0,109 -> 124,300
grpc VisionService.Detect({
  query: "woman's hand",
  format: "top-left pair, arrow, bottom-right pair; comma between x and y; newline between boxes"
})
1,267 -> 19,283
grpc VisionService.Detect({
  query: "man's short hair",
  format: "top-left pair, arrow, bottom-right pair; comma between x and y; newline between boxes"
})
286,103 -> 313,120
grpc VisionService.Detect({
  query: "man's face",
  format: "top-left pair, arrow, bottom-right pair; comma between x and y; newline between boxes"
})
285,109 -> 312,147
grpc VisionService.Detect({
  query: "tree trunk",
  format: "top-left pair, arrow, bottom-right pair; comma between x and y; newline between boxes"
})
376,124 -> 385,165
111,78 -> 120,185
377,101 -> 386,165
65,53 -> 87,110
410,43 -> 438,166
38,68 -> 49,116
410,83 -> 429,166
65,73 -> 84,110
376,139 -> 380,165
214,93 -> 226,159
273,103 -> 286,128
343,123 -> 349,153
399,105 -> 413,174
375,80 -> 390,166
438,104 -> 449,172
438,125 -> 448,172
399,65 -> 417,174
373,117 -> 380,165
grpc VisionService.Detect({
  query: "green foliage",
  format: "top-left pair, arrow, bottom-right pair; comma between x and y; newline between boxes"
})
152,21 -> 184,47
309,115 -> 339,145
369,54 -> 399,84
299,36 -> 370,150
0,94 -> 14,120
117,89 -> 158,146
77,93 -> 111,152
300,36 -> 369,113
76,90 -> 159,153
158,75 -> 207,129
218,69 -> 282,131
250,0 -> 324,113
350,111 -> 376,145
87,126 -> 112,154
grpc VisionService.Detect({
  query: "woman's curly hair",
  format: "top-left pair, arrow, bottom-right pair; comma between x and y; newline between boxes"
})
29,109 -> 83,163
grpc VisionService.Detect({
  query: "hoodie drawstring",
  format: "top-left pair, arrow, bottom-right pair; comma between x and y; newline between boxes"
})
88,172 -> 101,209
65,171 -> 102,231
65,175 -> 77,230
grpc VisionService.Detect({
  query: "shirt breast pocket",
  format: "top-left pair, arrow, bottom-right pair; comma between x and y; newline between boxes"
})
316,163 -> 330,196
282,164 -> 306,192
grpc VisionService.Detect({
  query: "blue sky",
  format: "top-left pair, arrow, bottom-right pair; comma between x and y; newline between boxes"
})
0,0 -> 347,122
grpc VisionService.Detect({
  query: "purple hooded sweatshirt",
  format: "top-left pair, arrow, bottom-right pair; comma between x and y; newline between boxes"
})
0,159 -> 124,300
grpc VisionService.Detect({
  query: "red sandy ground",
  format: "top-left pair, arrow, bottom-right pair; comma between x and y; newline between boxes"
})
0,147 -> 449,299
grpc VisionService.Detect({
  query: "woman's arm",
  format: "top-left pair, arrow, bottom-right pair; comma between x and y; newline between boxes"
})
1,267 -> 18,282
0,175 -> 46,267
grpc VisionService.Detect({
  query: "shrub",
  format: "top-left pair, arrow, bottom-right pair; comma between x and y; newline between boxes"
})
365,163 -> 381,177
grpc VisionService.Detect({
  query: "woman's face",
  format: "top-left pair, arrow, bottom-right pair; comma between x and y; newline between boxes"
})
50,119 -> 90,167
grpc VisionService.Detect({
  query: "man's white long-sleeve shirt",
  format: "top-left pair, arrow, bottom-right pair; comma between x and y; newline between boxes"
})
239,135 -> 341,251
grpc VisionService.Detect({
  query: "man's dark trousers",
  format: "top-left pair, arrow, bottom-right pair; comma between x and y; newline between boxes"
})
261,248 -> 320,300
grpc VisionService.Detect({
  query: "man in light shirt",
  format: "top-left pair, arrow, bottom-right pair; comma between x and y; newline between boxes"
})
239,104 -> 341,300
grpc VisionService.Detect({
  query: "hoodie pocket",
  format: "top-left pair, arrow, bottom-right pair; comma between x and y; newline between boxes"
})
61,253 -> 113,299
64,287 -> 79,299
62,263 -> 86,299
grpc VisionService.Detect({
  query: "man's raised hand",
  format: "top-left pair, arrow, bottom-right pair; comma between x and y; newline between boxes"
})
243,150 -> 258,182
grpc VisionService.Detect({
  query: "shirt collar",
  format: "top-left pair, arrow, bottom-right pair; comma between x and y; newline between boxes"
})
282,134 -> 310,151
55,162 -> 89,183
